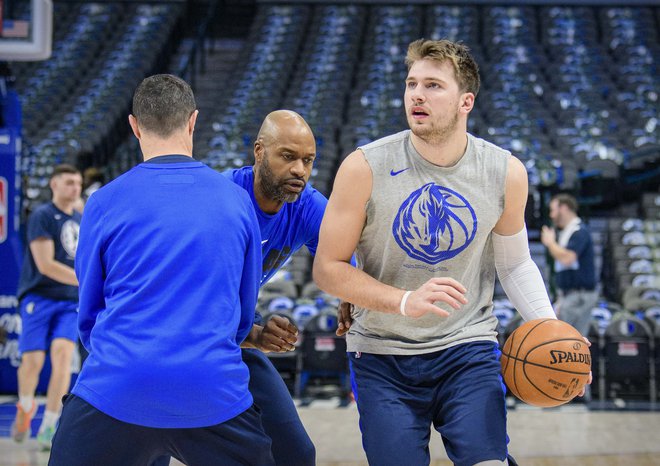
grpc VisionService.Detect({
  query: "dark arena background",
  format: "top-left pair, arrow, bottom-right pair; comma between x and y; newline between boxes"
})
0,0 -> 659,464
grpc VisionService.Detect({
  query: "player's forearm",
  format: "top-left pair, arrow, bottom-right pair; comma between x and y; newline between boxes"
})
38,261 -> 78,286
493,228 -> 556,321
313,259 -> 405,314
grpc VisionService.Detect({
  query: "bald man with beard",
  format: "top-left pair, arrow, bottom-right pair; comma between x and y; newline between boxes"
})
153,110 -> 321,466
230,111 -> 323,465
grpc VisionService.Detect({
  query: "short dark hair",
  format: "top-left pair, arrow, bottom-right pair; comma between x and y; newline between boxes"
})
132,74 -> 196,138
50,164 -> 81,180
406,39 -> 480,96
552,193 -> 578,213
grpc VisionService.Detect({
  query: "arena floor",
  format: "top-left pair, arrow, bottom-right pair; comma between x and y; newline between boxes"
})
1,397 -> 659,466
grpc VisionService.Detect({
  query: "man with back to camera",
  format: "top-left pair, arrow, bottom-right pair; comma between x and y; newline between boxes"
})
12,164 -> 82,450
314,39 -> 590,466
541,193 -> 598,336
48,74 -> 275,466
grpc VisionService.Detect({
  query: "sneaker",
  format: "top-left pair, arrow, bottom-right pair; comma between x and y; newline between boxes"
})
10,401 -> 36,443
37,425 -> 56,451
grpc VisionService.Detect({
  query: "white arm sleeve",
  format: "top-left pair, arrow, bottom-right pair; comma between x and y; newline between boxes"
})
492,226 -> 557,321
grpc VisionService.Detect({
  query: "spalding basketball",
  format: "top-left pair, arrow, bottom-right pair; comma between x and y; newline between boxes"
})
501,318 -> 591,407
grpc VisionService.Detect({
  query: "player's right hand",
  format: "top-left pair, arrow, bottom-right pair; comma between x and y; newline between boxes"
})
403,277 -> 468,318
256,315 -> 299,353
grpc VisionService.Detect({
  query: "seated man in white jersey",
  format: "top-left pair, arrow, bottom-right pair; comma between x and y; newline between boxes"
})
314,39 -> 589,466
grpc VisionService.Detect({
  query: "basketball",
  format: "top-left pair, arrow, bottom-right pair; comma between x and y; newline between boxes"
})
501,318 -> 591,407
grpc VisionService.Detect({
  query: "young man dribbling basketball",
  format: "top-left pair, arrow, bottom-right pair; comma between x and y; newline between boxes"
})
314,39 -> 589,465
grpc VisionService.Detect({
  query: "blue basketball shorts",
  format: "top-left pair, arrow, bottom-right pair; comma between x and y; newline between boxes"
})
349,341 -> 509,466
19,294 -> 78,354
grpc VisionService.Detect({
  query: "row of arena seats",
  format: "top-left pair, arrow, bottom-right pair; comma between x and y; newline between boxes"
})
602,198 -> 660,301
258,294 -> 340,332
12,3 -> 656,215
9,3 -> 657,192
95,4 -> 660,207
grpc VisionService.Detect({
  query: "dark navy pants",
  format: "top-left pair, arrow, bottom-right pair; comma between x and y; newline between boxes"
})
242,348 -> 316,466
151,349 -> 315,466
49,395 -> 275,466
349,341 -> 509,466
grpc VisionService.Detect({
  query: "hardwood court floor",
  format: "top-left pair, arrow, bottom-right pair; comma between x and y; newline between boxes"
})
297,403 -> 660,466
2,401 -> 659,466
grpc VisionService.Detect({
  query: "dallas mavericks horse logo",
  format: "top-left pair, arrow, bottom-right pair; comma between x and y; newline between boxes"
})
393,183 -> 477,264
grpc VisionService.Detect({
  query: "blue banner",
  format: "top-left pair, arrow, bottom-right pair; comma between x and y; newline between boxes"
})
0,89 -> 24,393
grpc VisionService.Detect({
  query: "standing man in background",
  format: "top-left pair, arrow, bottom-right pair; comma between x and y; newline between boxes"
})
13,164 -> 82,450
541,193 -> 598,336
49,74 -> 274,466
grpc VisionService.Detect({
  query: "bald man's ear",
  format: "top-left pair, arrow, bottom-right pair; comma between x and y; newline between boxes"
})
254,141 -> 264,163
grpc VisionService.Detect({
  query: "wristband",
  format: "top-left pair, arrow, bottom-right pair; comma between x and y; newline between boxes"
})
400,291 -> 412,316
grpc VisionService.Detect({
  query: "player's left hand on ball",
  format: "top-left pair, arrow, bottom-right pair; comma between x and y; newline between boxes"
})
258,315 -> 299,353
578,336 -> 592,397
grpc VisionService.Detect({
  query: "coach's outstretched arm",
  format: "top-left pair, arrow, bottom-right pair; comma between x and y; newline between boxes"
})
313,150 -> 467,318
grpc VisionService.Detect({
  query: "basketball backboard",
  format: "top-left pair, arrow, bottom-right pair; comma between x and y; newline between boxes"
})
0,0 -> 52,61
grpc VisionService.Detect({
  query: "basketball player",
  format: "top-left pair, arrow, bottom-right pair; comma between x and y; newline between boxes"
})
12,164 -> 82,450
313,39 -> 574,465
152,109 -> 321,466
49,74 -> 275,466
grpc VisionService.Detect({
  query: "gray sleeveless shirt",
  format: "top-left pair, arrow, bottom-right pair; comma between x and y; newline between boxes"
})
348,130 -> 510,355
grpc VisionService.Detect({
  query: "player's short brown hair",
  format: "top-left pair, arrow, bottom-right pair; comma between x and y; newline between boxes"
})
405,39 -> 480,96
50,164 -> 80,180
